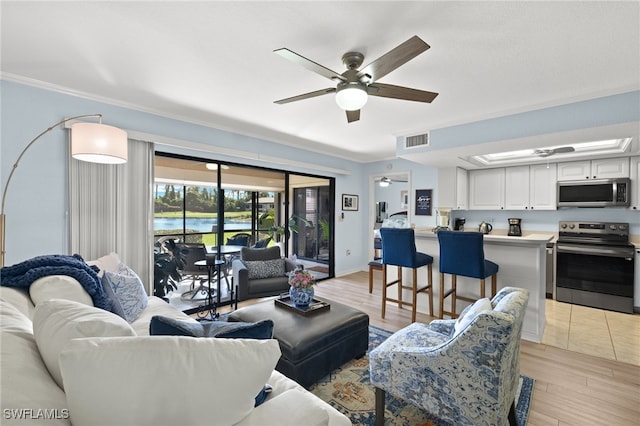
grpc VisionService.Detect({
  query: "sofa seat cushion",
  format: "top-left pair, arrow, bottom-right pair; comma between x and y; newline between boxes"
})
265,370 -> 352,426
0,301 -> 70,425
32,299 -> 136,389
150,316 -> 274,339
235,388 -> 329,426
59,336 -> 281,426
247,276 -> 290,294
0,299 -> 33,336
131,296 -> 196,336
0,287 -> 35,320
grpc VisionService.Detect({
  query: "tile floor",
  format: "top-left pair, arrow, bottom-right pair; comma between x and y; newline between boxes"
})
542,299 -> 640,366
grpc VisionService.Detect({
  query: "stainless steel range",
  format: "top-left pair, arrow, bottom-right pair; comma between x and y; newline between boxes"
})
556,221 -> 635,313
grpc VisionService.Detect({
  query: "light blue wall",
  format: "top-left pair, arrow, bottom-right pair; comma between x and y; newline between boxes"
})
2,81 -> 637,272
398,91 -> 640,154
0,81 -> 367,271
450,208 -> 638,236
364,158 -> 440,230
393,91 -> 640,237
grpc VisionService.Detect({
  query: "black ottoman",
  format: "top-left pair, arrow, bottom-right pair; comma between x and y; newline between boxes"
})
228,298 -> 369,388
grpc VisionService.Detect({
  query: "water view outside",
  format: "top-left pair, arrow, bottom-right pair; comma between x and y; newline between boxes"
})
154,217 -> 251,232
154,184 -> 272,240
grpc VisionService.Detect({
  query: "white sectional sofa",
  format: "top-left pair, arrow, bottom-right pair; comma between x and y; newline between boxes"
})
0,253 -> 351,426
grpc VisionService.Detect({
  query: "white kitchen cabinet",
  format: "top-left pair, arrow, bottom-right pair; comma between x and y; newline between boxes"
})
504,166 -> 530,210
437,167 -> 468,210
469,168 -> 505,210
631,156 -> 640,211
557,157 -> 630,181
529,164 -> 557,210
504,164 -> 557,210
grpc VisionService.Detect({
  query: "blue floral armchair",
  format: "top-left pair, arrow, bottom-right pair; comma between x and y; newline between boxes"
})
369,287 -> 529,426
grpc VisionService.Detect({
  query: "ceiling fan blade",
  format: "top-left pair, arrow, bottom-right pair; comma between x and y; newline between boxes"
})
346,109 -> 360,123
274,48 -> 346,82
274,87 -> 336,104
553,146 -> 575,154
368,83 -> 439,103
358,36 -> 430,83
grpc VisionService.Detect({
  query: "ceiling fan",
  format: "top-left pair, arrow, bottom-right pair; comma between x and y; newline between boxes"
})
377,176 -> 408,187
273,35 -> 439,123
533,146 -> 576,157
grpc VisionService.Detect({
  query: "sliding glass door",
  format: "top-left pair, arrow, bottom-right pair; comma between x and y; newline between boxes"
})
290,175 -> 333,279
154,153 -> 335,283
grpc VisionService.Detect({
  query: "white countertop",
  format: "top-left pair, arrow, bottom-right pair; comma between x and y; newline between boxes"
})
414,228 -> 554,245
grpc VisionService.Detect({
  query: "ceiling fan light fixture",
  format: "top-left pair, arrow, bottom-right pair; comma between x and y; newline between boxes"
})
335,82 -> 368,111
379,177 -> 391,187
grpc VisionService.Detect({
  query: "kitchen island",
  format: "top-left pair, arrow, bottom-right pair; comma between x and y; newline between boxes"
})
404,230 -> 553,342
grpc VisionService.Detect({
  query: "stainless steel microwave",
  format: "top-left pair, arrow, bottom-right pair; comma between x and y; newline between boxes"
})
557,178 -> 630,207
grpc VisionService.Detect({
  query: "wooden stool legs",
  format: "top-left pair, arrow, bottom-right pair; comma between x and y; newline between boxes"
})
382,264 -> 433,322
368,262 -> 382,293
439,273 -> 498,319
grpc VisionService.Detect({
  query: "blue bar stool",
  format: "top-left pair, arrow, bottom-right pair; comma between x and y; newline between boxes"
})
368,237 -> 383,293
437,230 -> 499,319
380,228 -> 434,322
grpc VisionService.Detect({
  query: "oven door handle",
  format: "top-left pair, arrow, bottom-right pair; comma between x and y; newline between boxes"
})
556,244 -> 635,259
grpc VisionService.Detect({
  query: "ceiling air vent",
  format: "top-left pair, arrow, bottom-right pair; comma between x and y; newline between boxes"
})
405,132 -> 430,149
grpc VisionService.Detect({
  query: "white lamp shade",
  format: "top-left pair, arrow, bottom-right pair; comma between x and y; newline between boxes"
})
71,122 -> 128,164
335,84 -> 368,111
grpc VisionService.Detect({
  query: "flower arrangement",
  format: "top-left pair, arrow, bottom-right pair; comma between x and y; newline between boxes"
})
288,270 -> 316,290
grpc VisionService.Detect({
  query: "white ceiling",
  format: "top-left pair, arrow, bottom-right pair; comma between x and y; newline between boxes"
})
2,1 -> 639,164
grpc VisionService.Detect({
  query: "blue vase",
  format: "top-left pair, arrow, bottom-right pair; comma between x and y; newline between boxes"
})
289,286 -> 314,308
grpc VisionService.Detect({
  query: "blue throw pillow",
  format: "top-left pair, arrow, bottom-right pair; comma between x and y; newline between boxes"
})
149,316 -> 274,340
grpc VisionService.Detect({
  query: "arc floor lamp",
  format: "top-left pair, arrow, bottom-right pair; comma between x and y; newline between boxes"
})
0,114 -> 128,267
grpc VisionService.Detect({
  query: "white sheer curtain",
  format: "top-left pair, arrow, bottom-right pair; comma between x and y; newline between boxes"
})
69,138 -> 154,293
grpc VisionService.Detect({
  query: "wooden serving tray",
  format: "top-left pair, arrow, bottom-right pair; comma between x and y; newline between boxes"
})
275,295 -> 330,316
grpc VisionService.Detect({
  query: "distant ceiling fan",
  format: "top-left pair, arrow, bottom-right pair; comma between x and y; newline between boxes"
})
273,35 -> 439,123
377,176 -> 408,187
533,146 -> 576,157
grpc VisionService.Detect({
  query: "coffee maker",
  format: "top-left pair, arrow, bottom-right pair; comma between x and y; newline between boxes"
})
453,217 -> 466,231
508,218 -> 522,236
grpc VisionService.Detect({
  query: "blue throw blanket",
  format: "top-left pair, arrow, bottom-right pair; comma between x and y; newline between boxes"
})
0,254 -> 111,311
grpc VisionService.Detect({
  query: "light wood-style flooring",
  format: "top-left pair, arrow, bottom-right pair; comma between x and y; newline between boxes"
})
219,271 -> 640,426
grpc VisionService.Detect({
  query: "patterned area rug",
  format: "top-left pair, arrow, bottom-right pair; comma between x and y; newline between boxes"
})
309,325 -> 534,426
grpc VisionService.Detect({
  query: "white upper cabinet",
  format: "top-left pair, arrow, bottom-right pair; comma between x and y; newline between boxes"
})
631,156 -> 640,211
529,164 -> 557,210
504,164 -> 557,210
504,166 -> 530,210
557,158 -> 630,181
469,168 -> 505,210
437,167 -> 468,210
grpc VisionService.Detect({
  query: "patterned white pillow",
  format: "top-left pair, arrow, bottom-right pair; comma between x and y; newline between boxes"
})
453,298 -> 493,337
245,259 -> 285,280
102,268 -> 148,323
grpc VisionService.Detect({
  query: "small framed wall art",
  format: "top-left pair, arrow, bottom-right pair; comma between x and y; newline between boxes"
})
342,194 -> 359,211
415,189 -> 432,216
